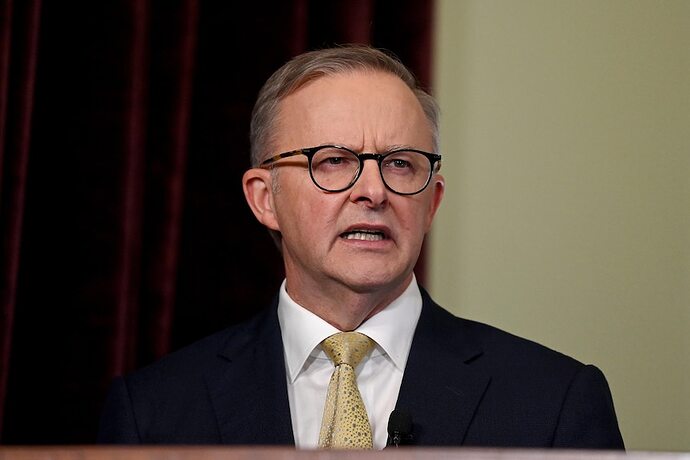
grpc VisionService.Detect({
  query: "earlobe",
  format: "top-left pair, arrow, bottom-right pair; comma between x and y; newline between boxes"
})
242,168 -> 280,231
425,174 -> 445,231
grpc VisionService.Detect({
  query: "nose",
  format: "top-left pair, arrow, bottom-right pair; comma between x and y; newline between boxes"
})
348,158 -> 388,208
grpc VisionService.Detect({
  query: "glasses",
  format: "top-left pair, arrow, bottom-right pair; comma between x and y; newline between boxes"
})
260,145 -> 442,195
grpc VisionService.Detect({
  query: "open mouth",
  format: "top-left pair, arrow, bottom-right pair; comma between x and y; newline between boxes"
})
340,229 -> 387,241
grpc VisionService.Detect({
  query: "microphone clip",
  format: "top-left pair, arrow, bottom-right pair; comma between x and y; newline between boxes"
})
387,410 -> 414,447
389,430 -> 414,447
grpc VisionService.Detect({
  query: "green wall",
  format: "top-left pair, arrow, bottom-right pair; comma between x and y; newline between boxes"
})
430,0 -> 690,451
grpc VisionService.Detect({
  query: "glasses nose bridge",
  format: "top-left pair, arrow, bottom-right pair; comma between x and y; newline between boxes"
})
355,152 -> 386,179
357,152 -> 386,178
356,152 -> 384,165
352,152 -> 387,189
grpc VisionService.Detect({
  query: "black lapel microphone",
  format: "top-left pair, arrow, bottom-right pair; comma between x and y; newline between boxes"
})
387,410 -> 413,447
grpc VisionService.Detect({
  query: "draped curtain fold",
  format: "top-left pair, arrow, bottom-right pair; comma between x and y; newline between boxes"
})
0,0 -> 434,443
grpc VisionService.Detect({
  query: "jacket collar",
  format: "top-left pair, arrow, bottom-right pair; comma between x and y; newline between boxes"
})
203,288 -> 489,447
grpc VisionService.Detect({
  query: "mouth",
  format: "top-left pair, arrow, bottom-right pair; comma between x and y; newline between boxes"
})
340,227 -> 389,242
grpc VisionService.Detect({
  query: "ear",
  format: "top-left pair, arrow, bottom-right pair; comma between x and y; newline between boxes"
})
424,173 -> 445,232
242,168 -> 280,231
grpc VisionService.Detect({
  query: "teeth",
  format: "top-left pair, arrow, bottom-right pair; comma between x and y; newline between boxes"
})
343,231 -> 385,241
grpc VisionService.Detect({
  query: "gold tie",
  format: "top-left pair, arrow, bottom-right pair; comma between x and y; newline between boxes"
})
318,332 -> 375,449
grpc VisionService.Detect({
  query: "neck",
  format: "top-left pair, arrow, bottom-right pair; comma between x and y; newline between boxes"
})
284,274 -> 413,331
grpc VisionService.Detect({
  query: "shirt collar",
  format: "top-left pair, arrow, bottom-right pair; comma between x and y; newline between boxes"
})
277,276 -> 423,383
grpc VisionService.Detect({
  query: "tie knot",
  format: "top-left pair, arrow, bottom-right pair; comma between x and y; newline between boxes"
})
321,332 -> 374,369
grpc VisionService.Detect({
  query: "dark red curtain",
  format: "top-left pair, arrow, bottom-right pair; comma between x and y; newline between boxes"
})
0,0 -> 434,444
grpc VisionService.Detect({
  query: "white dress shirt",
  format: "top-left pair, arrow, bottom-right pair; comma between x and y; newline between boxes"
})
277,276 -> 422,450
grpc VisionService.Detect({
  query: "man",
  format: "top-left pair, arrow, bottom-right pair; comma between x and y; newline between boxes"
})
98,46 -> 624,449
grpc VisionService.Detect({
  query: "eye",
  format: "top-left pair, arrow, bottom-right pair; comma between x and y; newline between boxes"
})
326,156 -> 345,165
382,156 -> 414,172
312,148 -> 358,171
390,158 -> 411,169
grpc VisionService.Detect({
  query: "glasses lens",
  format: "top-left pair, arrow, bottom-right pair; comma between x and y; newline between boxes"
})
381,151 -> 432,194
311,147 -> 360,191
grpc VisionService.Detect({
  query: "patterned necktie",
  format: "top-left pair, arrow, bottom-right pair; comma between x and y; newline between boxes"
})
318,331 -> 375,449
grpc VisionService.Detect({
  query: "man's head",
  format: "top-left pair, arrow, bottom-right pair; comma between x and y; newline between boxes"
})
250,45 -> 440,167
243,45 -> 444,329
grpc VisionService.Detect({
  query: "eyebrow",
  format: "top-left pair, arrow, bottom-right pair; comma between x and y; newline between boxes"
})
384,144 -> 421,152
329,143 -> 425,154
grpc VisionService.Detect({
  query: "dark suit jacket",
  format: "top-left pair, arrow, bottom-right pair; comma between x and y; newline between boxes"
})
98,288 -> 624,448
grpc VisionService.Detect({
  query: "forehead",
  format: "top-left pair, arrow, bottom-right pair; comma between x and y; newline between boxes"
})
274,70 -> 433,152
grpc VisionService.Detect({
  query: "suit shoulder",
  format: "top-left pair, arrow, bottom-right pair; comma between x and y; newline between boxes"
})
465,317 -> 582,369
420,293 -> 586,376
123,305 -> 276,390
100,303 -> 285,444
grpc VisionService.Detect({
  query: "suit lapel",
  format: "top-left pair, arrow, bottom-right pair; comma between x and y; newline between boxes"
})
201,290 -> 488,446
395,291 -> 490,446
205,302 -> 295,445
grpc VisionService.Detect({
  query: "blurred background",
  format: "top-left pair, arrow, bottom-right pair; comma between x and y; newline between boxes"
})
0,0 -> 433,444
430,0 -> 689,451
1,0 -> 688,451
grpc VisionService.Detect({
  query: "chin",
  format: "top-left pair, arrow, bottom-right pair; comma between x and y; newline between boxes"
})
338,269 -> 412,295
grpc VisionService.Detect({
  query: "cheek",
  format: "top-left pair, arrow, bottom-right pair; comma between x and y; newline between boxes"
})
397,200 -> 434,241
275,190 -> 338,241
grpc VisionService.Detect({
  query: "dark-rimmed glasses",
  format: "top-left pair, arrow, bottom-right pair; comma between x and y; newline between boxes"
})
260,145 -> 442,195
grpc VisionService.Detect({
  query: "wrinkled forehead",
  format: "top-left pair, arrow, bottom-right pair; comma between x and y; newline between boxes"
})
274,70 -> 434,152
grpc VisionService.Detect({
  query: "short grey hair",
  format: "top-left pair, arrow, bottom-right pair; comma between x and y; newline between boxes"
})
249,45 -> 440,167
